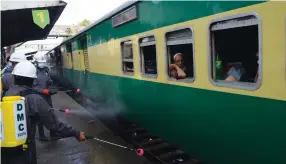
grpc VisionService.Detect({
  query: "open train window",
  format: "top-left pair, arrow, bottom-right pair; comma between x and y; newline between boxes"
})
121,40 -> 134,75
209,13 -> 261,90
166,27 -> 195,82
60,45 -> 66,55
139,35 -> 157,78
66,42 -> 73,69
66,42 -> 72,54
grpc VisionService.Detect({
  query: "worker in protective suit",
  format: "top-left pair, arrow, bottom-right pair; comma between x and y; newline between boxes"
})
1,56 -> 11,75
1,60 -> 86,164
32,52 -> 54,106
32,52 -> 57,141
1,48 -> 37,75
1,48 -> 37,96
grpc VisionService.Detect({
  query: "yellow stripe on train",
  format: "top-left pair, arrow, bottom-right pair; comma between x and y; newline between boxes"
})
62,2 -> 286,101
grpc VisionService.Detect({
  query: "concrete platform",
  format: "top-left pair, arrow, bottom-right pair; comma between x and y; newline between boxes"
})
36,91 -> 152,164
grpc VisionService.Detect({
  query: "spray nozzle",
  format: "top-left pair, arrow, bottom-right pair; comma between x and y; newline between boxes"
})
136,148 -> 144,156
57,108 -> 69,114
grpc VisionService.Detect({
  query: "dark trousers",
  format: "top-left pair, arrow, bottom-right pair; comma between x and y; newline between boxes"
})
38,95 -> 60,138
38,123 -> 60,139
37,123 -> 46,138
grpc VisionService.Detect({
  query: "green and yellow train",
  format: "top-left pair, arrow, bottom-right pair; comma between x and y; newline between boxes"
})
49,1 -> 286,164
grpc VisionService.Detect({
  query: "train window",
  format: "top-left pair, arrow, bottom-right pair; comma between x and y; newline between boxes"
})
166,28 -> 195,82
121,40 -> 134,75
139,35 -> 157,78
209,14 -> 261,90
60,45 -> 66,55
66,42 -> 72,54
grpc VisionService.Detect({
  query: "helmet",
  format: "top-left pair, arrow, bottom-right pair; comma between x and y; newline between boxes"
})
12,60 -> 37,78
10,48 -> 38,63
34,51 -> 47,63
10,52 -> 27,63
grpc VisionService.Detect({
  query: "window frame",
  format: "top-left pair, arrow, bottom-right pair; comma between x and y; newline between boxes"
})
66,42 -> 72,54
120,38 -> 134,76
207,12 -> 262,91
138,34 -> 158,79
285,16 -> 286,82
60,45 -> 66,54
164,26 -> 196,83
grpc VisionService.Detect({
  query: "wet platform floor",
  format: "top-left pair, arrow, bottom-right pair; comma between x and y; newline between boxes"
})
36,91 -> 152,164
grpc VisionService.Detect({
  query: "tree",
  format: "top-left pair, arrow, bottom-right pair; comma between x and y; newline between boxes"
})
79,19 -> 91,26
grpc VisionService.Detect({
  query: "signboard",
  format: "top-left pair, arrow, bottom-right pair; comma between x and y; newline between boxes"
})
0,111 -> 3,141
32,10 -> 50,29
112,6 -> 137,28
13,101 -> 27,140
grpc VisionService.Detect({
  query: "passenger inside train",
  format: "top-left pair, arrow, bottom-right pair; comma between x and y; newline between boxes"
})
211,19 -> 259,84
166,28 -> 194,80
169,51 -> 194,80
169,53 -> 187,79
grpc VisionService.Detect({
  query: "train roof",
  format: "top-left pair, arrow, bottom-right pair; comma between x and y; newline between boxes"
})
59,0 -> 139,46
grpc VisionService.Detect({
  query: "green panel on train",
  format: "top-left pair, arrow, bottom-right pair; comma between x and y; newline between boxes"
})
51,1 -> 286,164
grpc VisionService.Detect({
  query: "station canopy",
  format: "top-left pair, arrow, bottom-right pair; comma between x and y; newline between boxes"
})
1,0 -> 67,47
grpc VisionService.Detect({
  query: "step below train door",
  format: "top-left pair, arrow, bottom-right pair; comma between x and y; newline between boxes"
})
80,34 -> 92,92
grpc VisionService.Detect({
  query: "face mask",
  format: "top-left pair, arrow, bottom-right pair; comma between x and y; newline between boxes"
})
7,62 -> 12,67
38,63 -> 46,68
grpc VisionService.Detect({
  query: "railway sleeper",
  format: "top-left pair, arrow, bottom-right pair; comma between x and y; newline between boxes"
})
131,132 -> 152,141
136,135 -> 160,143
139,138 -> 164,147
144,142 -> 172,152
169,157 -> 203,164
165,156 -> 193,164
158,150 -> 185,161
149,147 -> 176,157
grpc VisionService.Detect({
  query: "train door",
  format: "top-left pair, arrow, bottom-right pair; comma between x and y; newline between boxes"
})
66,42 -> 74,84
56,47 -> 63,77
79,35 -> 92,92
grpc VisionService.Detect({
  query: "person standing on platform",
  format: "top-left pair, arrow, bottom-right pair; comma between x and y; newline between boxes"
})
1,60 -> 86,164
1,49 -> 37,97
32,52 -> 59,141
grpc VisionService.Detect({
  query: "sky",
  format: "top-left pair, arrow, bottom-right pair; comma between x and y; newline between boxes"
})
55,0 -> 130,25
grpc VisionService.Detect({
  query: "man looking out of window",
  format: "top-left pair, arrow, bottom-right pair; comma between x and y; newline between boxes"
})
169,53 -> 187,79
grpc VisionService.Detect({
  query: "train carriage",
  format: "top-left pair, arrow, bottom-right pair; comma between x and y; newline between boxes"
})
50,1 -> 286,164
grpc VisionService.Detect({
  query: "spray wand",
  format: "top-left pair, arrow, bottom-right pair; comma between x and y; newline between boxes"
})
53,108 -> 144,157
85,135 -> 144,156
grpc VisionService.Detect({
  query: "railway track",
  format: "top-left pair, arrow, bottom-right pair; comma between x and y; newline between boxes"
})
59,86 -> 202,164
117,119 -> 202,164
